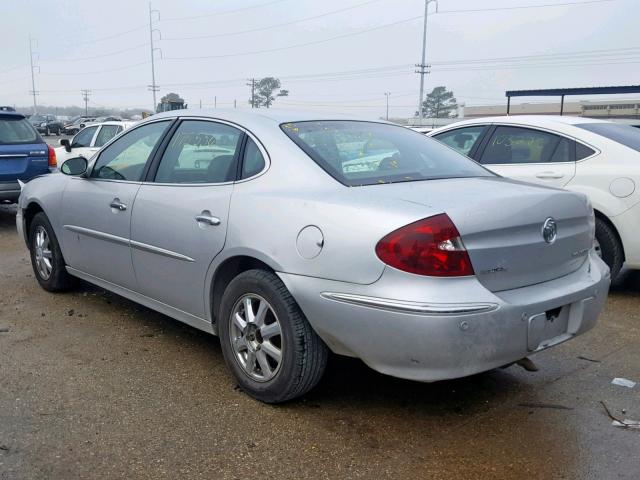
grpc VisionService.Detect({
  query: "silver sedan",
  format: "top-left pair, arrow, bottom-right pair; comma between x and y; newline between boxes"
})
17,110 -> 610,403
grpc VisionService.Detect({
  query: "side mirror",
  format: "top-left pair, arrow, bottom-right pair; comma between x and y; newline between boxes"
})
61,157 -> 88,176
59,138 -> 72,152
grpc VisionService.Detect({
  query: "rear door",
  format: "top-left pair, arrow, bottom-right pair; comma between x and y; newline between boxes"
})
130,119 -> 245,318
60,120 -> 172,290
477,125 -> 576,188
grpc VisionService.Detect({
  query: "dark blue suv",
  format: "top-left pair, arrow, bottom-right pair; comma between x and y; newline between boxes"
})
0,111 -> 55,203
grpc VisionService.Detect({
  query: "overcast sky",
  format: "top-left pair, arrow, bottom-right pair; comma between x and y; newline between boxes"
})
1,0 -> 638,118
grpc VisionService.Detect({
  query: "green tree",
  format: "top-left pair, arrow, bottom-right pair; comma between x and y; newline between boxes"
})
420,86 -> 458,118
251,77 -> 289,108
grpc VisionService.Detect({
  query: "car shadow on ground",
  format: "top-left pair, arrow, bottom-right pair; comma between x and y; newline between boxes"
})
0,204 -> 18,232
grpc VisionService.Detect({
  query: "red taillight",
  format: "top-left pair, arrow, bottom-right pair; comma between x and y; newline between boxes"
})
375,214 -> 474,277
47,145 -> 57,168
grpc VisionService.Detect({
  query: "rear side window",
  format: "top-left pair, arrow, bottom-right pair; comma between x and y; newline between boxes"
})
577,123 -> 640,153
281,121 -> 492,186
480,126 -> 572,164
94,125 -> 122,147
576,142 -> 596,160
154,120 -> 242,184
432,125 -> 487,156
0,117 -> 39,144
241,138 -> 266,179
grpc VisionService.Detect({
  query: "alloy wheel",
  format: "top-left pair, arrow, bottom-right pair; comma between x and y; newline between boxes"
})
229,294 -> 283,382
34,226 -> 53,280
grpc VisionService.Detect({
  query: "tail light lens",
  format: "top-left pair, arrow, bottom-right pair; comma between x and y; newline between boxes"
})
47,145 -> 57,168
375,214 -> 474,277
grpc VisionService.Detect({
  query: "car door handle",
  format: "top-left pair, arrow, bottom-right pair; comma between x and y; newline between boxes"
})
195,212 -> 221,226
109,199 -> 127,211
536,171 -> 564,179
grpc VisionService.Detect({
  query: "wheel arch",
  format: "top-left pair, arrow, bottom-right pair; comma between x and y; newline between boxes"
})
594,208 -> 625,262
23,201 -> 46,244
208,254 -> 280,327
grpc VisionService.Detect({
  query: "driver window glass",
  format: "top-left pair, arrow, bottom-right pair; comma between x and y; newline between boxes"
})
154,120 -> 242,184
433,126 -> 487,156
71,126 -> 98,148
90,121 -> 170,181
94,125 -> 121,147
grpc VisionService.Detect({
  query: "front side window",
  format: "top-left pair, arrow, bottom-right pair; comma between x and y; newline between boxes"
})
94,125 -> 122,147
433,125 -> 487,156
154,120 -> 242,184
241,138 -> 266,179
71,126 -> 98,148
0,117 -> 39,144
91,121 -> 170,181
281,121 -> 492,186
480,126 -> 572,165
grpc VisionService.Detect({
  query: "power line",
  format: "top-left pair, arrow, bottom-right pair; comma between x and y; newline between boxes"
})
41,60 -> 150,76
41,43 -> 150,63
164,15 -> 423,60
163,0 -> 384,41
162,0 -> 289,22
437,0 -> 617,14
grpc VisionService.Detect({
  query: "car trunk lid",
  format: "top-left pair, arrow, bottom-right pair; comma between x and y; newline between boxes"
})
368,177 -> 593,292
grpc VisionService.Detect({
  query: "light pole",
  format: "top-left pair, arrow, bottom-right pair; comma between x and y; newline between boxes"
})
416,0 -> 437,123
384,92 -> 391,120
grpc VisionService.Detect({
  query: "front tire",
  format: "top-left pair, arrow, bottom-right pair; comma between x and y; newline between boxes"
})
595,217 -> 623,281
219,269 -> 328,403
29,212 -> 77,292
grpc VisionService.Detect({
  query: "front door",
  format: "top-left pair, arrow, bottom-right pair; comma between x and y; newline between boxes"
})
60,120 -> 172,290
130,119 -> 244,318
478,125 -> 576,188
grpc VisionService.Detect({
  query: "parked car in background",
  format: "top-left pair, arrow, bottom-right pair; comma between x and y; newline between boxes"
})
17,110 -> 609,403
56,121 -> 136,166
62,116 -> 95,135
0,106 -> 16,112
0,110 -> 55,203
29,114 -> 63,136
429,116 -> 640,280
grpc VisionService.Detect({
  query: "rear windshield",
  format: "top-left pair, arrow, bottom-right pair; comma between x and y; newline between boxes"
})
577,123 -> 640,152
281,121 -> 492,186
0,116 -> 40,144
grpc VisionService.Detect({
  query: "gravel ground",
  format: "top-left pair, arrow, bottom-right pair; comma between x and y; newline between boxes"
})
1,203 -> 639,479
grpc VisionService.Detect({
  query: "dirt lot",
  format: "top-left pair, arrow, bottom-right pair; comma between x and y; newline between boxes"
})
1,203 -> 639,479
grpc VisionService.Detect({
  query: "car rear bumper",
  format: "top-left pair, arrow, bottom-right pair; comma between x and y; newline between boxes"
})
279,252 -> 610,382
0,181 -> 20,202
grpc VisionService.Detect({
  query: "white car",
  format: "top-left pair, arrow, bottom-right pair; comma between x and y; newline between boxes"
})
429,116 -> 640,280
56,121 -> 137,166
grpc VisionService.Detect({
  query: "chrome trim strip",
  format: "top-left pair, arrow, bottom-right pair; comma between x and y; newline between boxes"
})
320,292 -> 498,316
0,154 -> 28,158
63,225 -> 129,246
64,225 -> 194,262
130,240 -> 195,262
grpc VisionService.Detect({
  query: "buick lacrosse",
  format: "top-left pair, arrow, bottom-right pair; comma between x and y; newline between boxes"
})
17,110 -> 610,403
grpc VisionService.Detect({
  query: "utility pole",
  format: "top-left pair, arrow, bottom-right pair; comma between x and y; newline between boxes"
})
199,99 -> 202,108
81,89 -> 91,115
148,3 -> 161,112
384,92 -> 391,120
416,0 -> 437,123
246,78 -> 257,108
214,96 -> 217,108
234,99 -> 237,109
28,35 -> 39,114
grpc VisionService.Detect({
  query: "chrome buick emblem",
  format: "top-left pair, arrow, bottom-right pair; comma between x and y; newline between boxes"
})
542,217 -> 557,244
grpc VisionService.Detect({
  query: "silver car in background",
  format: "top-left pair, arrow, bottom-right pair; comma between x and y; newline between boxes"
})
16,110 -> 610,403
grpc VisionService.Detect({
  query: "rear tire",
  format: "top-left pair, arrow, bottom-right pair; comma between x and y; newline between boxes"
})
218,269 -> 328,403
29,212 -> 77,292
45,127 -> 50,136
595,217 -> 623,281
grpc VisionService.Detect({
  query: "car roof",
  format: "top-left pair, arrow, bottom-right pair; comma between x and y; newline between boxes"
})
0,111 -> 26,119
150,108 -> 385,130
